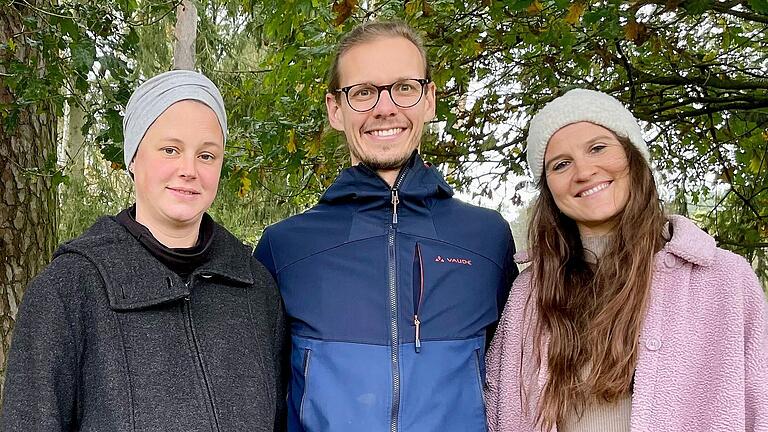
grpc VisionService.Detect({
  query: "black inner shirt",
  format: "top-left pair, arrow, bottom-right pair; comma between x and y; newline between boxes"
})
113,204 -> 214,281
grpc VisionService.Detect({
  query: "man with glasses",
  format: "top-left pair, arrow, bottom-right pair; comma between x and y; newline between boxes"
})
255,21 -> 517,432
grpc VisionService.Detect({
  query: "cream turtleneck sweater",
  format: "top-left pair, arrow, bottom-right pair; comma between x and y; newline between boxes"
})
559,234 -> 632,432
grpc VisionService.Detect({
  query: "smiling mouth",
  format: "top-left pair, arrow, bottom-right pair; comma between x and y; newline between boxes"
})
168,187 -> 200,195
367,127 -> 405,137
577,182 -> 611,197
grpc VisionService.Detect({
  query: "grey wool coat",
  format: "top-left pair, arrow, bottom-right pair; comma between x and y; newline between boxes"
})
0,216 -> 287,432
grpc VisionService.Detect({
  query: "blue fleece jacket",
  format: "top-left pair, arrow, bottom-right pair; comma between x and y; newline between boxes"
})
255,153 -> 517,432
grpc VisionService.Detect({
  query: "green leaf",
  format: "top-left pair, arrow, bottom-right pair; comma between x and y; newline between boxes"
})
75,75 -> 89,93
749,0 -> 768,14
52,170 -> 68,188
59,18 -> 79,39
508,0 -> 534,12
71,39 -> 96,73
682,0 -> 710,14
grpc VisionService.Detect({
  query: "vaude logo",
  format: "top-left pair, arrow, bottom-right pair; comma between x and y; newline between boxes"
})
434,255 -> 472,266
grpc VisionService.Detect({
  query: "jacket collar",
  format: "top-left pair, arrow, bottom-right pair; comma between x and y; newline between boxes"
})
513,215 -> 717,267
661,215 -> 716,267
56,216 -> 253,311
319,151 -> 454,205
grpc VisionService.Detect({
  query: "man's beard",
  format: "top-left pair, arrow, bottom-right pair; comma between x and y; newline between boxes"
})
351,147 -> 414,172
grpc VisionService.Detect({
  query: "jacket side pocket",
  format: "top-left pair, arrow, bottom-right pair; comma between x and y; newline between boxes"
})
474,348 -> 487,401
299,348 -> 312,425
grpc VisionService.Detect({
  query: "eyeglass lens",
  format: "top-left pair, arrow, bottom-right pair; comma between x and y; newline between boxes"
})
347,79 -> 424,112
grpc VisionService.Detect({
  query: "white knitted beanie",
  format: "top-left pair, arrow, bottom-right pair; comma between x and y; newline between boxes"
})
526,88 -> 649,182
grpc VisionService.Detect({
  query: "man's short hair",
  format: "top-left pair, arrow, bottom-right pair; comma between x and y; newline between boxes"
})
327,20 -> 431,96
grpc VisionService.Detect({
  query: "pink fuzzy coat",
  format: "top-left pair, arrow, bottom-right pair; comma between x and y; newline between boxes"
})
484,215 -> 768,431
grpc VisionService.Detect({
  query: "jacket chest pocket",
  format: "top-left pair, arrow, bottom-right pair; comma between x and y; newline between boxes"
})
408,241 -> 501,341
117,302 -> 185,329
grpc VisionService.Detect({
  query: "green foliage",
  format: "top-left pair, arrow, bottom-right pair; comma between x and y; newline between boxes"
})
236,0 -> 766,284
7,0 -> 765,285
57,165 -> 134,243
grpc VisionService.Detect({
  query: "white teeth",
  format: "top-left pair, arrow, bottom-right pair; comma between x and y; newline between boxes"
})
370,128 -> 403,137
579,182 -> 610,197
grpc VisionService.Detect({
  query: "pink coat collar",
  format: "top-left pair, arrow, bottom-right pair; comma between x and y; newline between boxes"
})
513,215 -> 717,267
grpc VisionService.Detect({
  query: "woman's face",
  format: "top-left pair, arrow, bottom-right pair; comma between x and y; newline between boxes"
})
543,122 -> 631,236
131,100 -> 224,232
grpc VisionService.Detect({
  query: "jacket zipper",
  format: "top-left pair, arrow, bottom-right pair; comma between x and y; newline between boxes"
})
184,287 -> 221,432
413,243 -> 424,353
388,165 -> 409,432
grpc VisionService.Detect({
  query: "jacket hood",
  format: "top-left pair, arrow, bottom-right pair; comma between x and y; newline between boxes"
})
319,151 -> 454,205
55,216 -> 253,311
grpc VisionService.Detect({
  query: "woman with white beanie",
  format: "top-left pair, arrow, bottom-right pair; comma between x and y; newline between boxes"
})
1,70 -> 287,431
484,88 -> 768,431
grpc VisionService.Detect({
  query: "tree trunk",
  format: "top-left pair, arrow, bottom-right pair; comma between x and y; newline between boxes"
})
64,102 -> 86,185
173,0 -> 198,70
0,4 -> 59,391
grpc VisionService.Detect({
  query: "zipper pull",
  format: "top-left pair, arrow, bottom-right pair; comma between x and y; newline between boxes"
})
391,189 -> 400,225
414,315 -> 421,353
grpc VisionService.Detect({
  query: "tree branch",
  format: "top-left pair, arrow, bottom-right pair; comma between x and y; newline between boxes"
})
642,97 -> 768,122
634,70 -> 768,91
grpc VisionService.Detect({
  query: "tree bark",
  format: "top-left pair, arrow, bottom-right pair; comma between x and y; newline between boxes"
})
173,0 -> 198,70
0,4 -> 58,391
64,102 -> 86,186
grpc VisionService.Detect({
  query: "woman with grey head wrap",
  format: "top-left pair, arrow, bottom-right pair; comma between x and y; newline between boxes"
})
1,70 -> 288,432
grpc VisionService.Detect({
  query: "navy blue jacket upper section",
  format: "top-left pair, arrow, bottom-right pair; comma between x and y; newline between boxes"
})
255,153 -> 517,345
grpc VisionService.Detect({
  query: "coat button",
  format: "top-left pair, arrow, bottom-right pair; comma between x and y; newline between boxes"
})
664,254 -> 678,268
646,337 -> 662,351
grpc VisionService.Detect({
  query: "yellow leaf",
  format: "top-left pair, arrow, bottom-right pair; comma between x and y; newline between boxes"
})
287,129 -> 297,153
332,0 -> 357,26
565,2 -> 585,25
624,20 -> 639,41
750,157 -> 762,173
422,0 -> 434,16
7,39 -> 16,52
405,0 -> 419,16
624,20 -> 650,46
527,0 -> 543,14
307,137 -> 321,157
473,41 -> 483,56
238,176 -> 251,198
315,163 -> 327,175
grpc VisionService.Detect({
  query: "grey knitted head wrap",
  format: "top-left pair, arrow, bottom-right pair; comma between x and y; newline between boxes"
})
123,70 -> 227,168
526,88 -> 649,183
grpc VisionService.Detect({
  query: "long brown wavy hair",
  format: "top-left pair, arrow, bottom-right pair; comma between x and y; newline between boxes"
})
527,136 -> 667,429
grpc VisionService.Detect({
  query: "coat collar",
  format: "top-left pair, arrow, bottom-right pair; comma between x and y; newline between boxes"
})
56,216 -> 253,311
319,151 -> 454,205
661,215 -> 716,267
514,215 -> 717,267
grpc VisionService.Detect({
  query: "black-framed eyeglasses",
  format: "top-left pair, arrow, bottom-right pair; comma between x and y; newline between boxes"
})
335,78 -> 430,112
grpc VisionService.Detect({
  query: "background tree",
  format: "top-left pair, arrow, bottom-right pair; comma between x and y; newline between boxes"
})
222,0 -> 768,278
0,0 -> 59,387
0,0 -> 149,385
